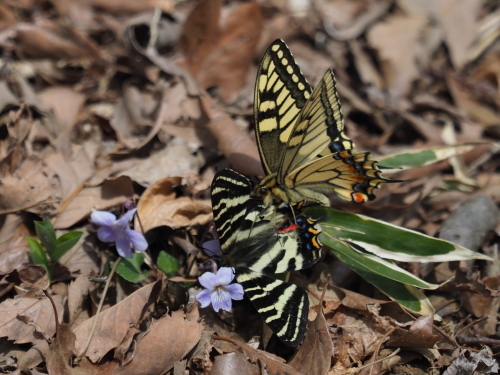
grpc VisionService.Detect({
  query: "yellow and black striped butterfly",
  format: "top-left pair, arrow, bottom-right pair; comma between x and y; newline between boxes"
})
211,168 -> 322,346
254,39 -> 392,207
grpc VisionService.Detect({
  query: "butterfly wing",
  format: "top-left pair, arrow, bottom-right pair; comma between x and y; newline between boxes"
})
254,39 -> 312,175
284,150 -> 391,204
236,268 -> 309,347
278,69 -> 355,181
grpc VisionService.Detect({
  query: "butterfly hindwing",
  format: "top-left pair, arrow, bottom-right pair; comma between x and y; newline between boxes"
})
236,268 -> 309,347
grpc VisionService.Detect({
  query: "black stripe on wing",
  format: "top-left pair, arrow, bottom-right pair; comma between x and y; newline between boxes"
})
236,268 -> 309,347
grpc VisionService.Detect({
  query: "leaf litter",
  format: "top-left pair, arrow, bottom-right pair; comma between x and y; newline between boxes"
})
0,0 -> 499,374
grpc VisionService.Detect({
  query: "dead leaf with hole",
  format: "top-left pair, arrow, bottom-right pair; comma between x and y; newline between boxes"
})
115,308 -> 203,375
74,280 -> 161,363
53,176 -> 134,229
0,295 -> 64,345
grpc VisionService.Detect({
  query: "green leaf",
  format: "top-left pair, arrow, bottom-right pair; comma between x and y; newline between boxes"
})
27,237 -> 51,279
51,231 -> 83,261
378,143 -> 480,172
322,235 -> 434,315
34,218 -> 56,255
306,206 -> 493,263
157,251 -> 180,276
321,234 -> 439,289
116,253 -> 148,283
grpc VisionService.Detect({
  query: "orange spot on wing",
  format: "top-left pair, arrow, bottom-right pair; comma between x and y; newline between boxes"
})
352,192 -> 367,203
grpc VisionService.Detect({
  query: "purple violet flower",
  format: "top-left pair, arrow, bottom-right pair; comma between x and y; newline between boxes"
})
196,267 -> 244,312
91,209 -> 148,258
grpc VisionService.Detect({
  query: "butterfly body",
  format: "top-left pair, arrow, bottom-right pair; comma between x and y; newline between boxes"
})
211,168 -> 322,346
254,39 -> 393,208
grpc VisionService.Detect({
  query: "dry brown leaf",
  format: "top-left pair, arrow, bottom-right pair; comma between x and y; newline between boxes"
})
58,230 -> 100,277
289,303 -> 333,375
91,0 -> 172,13
115,309 -> 203,375
202,94 -> 263,177
0,4 -> 15,31
386,315 -> 440,348
14,21 -> 101,60
0,214 -> 31,275
428,0 -> 482,69
367,13 -> 426,97
53,176 -> 135,229
181,0 -> 222,77
135,176 -> 179,226
138,195 -> 212,232
194,1 -> 263,103
67,275 -> 92,326
0,295 -> 64,345
38,86 -> 85,135
213,336 -> 304,375
74,280 -> 161,362
210,351 -> 260,375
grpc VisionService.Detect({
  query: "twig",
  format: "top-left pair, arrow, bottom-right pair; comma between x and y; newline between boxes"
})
0,200 -> 60,215
75,257 -> 122,361
148,0 -> 164,50
457,336 -> 500,346
353,348 -> 401,374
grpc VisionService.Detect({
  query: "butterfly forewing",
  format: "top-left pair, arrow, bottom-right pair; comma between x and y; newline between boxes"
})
254,39 -> 312,175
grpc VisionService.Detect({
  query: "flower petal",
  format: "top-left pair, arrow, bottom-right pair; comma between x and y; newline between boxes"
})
91,211 -> 116,226
203,240 -> 222,257
196,289 -> 212,308
198,271 -> 218,290
216,267 -> 235,286
115,235 -> 133,258
211,288 -> 232,312
116,208 -> 137,229
226,283 -> 244,300
97,226 -> 117,243
125,229 -> 148,251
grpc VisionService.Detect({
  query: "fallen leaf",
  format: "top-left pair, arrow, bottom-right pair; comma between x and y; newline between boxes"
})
0,214 -> 31,275
289,303 -> 333,375
210,351 -> 260,375
367,12 -> 427,97
58,230 -> 100,277
74,280 -> 161,362
115,309 -> 203,375
0,295 -> 64,345
53,176 -> 135,229
386,315 -> 440,348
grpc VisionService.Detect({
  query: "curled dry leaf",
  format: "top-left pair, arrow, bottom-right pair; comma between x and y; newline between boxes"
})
0,295 -> 64,345
74,280 -> 161,363
115,309 -> 203,375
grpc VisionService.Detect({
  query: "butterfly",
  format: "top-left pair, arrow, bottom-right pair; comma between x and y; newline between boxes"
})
211,168 -> 323,346
253,39 -> 392,207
